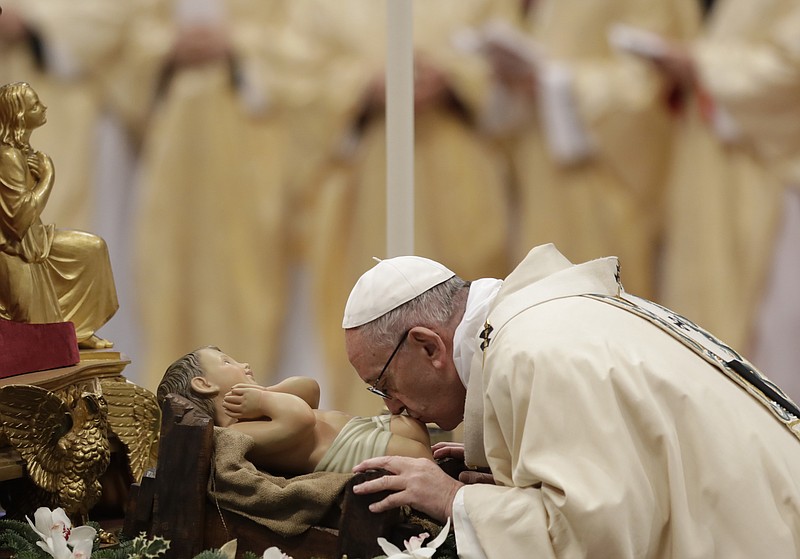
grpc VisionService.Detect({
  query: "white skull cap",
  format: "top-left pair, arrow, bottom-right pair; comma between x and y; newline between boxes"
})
342,255 -> 456,328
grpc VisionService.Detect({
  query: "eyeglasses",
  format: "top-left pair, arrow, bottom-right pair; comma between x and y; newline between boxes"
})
367,329 -> 409,400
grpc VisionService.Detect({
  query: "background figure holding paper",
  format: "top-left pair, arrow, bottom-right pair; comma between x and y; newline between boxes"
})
635,0 -> 800,401
477,0 -> 699,300
294,0 -> 516,416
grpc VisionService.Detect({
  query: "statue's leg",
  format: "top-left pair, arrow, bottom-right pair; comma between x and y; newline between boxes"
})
0,252 -> 61,323
45,230 -> 119,345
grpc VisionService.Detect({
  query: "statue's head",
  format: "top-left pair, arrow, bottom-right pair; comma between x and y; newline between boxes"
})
157,345 -> 220,420
0,81 -> 41,149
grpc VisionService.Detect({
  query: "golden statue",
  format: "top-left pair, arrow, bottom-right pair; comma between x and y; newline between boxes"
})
0,81 -> 118,349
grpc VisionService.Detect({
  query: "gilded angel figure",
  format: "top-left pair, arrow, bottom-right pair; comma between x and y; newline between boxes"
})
0,81 -> 117,349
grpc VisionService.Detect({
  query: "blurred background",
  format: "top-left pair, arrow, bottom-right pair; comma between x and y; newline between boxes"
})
2,0 -> 799,415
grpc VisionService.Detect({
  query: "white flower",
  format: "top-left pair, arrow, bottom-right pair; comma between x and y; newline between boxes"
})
376,517 -> 451,559
262,546 -> 294,559
26,507 -> 96,559
66,531 -> 95,559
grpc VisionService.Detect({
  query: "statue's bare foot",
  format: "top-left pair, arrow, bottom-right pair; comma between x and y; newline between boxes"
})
79,334 -> 114,349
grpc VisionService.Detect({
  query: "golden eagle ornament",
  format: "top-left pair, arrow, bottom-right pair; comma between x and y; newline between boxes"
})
98,377 -> 160,483
0,381 -> 110,521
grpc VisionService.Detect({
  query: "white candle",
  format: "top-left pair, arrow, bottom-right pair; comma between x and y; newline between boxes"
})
386,0 -> 414,257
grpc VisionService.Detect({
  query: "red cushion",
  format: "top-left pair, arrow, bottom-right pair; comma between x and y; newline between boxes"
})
0,319 -> 79,378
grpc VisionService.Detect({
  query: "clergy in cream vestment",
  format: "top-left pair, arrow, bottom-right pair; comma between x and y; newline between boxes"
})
487,0 -> 699,300
661,0 -> 799,354
296,0 -> 515,415
121,0 -> 296,390
0,1 -> 135,231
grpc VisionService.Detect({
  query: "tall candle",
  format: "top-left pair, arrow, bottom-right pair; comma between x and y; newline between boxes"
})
386,0 -> 414,257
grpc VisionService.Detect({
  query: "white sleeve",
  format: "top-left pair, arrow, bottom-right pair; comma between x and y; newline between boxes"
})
453,486 -> 489,559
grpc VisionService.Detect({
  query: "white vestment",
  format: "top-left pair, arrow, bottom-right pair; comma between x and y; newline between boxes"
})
458,244 -> 800,558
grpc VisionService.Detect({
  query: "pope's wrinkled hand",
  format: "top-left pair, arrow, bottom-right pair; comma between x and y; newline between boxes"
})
352,456 -> 464,523
431,441 -> 465,460
432,442 -> 495,484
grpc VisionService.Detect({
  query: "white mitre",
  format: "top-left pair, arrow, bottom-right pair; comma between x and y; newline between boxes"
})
342,256 -> 456,328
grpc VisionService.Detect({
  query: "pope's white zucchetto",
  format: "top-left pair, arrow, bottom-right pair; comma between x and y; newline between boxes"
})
342,255 -> 456,328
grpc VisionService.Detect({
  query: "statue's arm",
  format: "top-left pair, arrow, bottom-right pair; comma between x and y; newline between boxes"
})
229,391 -> 316,452
0,147 -> 54,239
264,376 -> 321,409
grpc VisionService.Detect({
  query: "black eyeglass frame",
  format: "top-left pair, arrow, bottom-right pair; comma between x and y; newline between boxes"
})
367,329 -> 410,399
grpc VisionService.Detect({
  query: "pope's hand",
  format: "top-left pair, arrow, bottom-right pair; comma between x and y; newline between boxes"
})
432,442 -> 495,484
432,441 -> 465,460
352,456 -> 464,523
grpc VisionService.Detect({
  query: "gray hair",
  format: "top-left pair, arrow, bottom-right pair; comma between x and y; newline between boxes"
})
357,276 -> 469,349
156,346 -> 219,420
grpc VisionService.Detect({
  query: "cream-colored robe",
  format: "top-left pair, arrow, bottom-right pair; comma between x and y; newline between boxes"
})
494,0 -> 699,300
693,1 -> 800,188
661,0 -> 799,353
460,244 -> 800,558
701,3 -> 800,402
297,0 -> 515,415
123,0 -> 295,391
0,1 -> 134,231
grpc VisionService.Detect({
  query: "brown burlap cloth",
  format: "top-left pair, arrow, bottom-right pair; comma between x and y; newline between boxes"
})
207,426 -> 353,537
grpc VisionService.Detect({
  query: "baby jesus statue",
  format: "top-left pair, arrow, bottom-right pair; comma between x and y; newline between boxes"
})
157,346 -> 433,475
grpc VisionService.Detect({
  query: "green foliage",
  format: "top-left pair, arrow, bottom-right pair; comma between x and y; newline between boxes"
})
0,524 -> 172,559
0,518 -> 39,542
189,551 -> 226,559
433,530 -> 457,559
0,518 -> 44,559
91,547 -> 131,559
123,533 -> 171,558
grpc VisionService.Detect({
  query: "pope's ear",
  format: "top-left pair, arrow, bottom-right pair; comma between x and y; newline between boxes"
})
190,375 -> 218,396
410,327 -> 444,359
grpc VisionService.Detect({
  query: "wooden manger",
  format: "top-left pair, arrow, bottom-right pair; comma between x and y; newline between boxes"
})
123,394 -> 461,559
